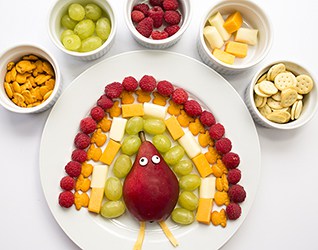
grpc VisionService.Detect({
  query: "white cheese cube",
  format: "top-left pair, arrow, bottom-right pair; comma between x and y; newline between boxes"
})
178,131 -> 201,159
208,12 -> 231,41
90,165 -> 108,188
143,102 -> 167,120
203,26 -> 224,49
199,177 -> 216,199
109,117 -> 127,142
235,27 -> 258,45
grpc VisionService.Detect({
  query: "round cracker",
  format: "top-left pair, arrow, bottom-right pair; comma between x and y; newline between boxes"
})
259,80 -> 278,95
267,63 -> 286,81
257,73 -> 267,83
266,110 -> 291,123
295,74 -> 313,94
272,92 -> 281,101
281,88 -> 298,107
294,100 -> 303,119
254,94 -> 265,107
267,97 -> 283,110
274,72 -> 297,90
258,104 -> 272,117
254,84 -> 271,97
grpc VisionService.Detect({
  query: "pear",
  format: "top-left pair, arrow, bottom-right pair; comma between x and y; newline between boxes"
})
123,131 -> 179,222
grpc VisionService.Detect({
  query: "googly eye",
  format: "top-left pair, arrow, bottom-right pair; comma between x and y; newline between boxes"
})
151,155 -> 160,164
139,157 -> 148,166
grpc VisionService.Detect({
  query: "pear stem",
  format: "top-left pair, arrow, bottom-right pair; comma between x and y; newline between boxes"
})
139,131 -> 146,142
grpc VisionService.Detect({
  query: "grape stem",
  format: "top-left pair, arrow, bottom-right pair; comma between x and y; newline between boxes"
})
139,131 -> 146,142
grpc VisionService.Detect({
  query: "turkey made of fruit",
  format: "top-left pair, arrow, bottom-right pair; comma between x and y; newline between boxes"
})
58,75 -> 246,248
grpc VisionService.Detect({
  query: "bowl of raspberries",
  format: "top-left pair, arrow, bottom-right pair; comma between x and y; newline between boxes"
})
125,0 -> 191,49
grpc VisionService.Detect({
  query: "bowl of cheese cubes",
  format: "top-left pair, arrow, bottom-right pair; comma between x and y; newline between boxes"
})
197,0 -> 273,75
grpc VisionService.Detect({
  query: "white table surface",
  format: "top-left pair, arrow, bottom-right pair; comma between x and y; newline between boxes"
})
1,0 -> 317,249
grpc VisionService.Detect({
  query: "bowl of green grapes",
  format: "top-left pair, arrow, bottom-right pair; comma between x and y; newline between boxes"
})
48,0 -> 116,60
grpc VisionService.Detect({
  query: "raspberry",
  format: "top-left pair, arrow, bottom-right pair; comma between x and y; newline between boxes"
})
164,25 -> 180,37
65,161 -> 82,178
228,185 -> 246,203
172,88 -> 188,104
227,169 -> 242,185
80,117 -> 97,134
122,76 -> 138,91
90,106 -> 105,121
104,82 -> 123,99
157,80 -> 174,96
215,137 -> 232,154
131,10 -> 145,23
71,149 -> 87,163
60,176 -> 75,191
162,0 -> 179,10
226,203 -> 242,220
222,152 -> 240,169
74,132 -> 90,149
97,94 -> 114,110
150,0 -> 163,6
148,6 -> 164,28
133,3 -> 149,16
58,191 -> 74,208
209,123 -> 225,140
151,30 -> 169,40
139,75 -> 157,92
200,110 -> 216,127
136,17 -> 154,38
184,100 -> 202,117
164,10 -> 181,25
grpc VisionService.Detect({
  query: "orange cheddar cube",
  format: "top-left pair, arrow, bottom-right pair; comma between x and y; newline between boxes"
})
165,116 -> 184,140
88,187 -> 104,213
122,103 -> 144,118
99,139 -> 121,165
223,11 -> 243,33
225,41 -> 248,58
213,48 -> 235,65
196,198 -> 213,224
192,153 -> 213,178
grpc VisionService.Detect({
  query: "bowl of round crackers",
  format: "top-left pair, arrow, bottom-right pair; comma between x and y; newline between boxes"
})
245,60 -> 318,129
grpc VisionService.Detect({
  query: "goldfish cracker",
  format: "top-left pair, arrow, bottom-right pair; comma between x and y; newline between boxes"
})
153,91 -> 168,106
167,100 -> 183,116
87,144 -> 102,162
136,89 -> 151,103
106,101 -> 122,118
120,90 -> 135,104
91,128 -> 107,147
198,131 -> 213,148
74,192 -> 90,210
81,162 -> 93,177
75,174 -> 91,192
214,191 -> 230,206
211,209 -> 227,227
216,159 -> 228,174
205,146 -> 221,164
177,110 -> 194,127
211,164 -> 223,178
97,117 -> 112,132
188,118 -> 205,136
223,11 -> 243,33
215,174 -> 229,192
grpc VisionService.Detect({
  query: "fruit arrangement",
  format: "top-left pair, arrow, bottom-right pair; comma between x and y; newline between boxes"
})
60,3 -> 111,52
58,75 -> 246,248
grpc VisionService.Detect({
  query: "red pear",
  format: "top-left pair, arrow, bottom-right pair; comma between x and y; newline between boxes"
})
123,131 -> 179,222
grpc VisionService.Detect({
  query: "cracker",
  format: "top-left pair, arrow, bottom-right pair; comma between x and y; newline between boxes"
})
274,72 -> 297,90
272,92 -> 281,102
281,88 -> 298,107
254,84 -> 271,97
267,97 -> 283,110
297,94 -> 303,100
295,74 -> 313,94
257,73 -> 267,83
267,63 -> 286,81
294,100 -> 303,119
254,94 -> 266,108
258,104 -> 272,117
259,80 -> 278,95
266,110 -> 291,123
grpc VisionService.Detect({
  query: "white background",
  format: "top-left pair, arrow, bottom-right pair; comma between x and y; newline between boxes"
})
0,0 -> 318,249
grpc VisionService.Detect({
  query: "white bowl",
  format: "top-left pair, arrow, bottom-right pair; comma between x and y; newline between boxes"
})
198,0 -> 273,75
245,60 -> 318,129
48,0 -> 116,61
125,0 -> 191,49
0,44 -> 62,114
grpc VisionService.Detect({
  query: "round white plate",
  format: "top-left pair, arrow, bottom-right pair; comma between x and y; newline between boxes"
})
40,50 -> 261,250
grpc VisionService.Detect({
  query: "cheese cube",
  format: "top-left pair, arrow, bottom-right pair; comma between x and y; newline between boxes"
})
122,103 -> 144,118
235,27 -> 258,45
143,102 -> 167,120
165,116 -> 184,140
100,139 -> 121,165
208,12 -> 231,41
192,154 -> 213,178
90,165 -> 108,188
223,11 -> 243,33
109,117 -> 127,142
196,198 -> 213,224
199,177 -> 216,199
225,41 -> 248,58
88,187 -> 104,213
178,131 -> 201,159
203,26 -> 224,50
213,48 -> 235,65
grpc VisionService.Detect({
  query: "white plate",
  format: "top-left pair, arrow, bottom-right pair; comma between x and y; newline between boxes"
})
40,51 -> 261,250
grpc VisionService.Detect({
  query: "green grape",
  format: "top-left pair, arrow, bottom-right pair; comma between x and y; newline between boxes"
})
96,17 -> 111,40
164,145 -> 185,165
104,177 -> 123,201
173,159 -> 193,176
179,174 -> 201,191
85,3 -> 102,21
178,191 -> 199,211
80,36 -> 103,52
171,208 -> 194,225
60,29 -> 74,41
143,119 -> 166,135
68,3 -> 85,21
152,134 -> 171,153
74,19 -> 95,40
62,34 -> 81,51
61,15 -> 78,29
113,154 -> 132,178
126,117 -> 143,135
100,200 -> 125,219
121,135 -> 141,156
